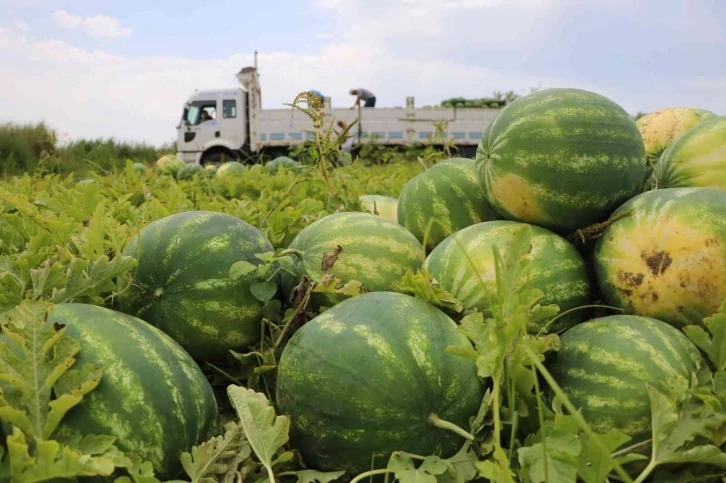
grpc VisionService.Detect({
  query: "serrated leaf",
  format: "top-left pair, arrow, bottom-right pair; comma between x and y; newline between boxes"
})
180,421 -> 251,483
229,261 -> 258,280
684,305 -> 726,371
476,447 -> 515,483
517,429 -> 580,483
290,469 -> 346,483
388,452 -> 449,483
393,269 -> 464,313
50,254 -> 137,304
577,430 -> 643,483
250,282 -> 277,303
7,427 -> 117,482
0,300 -> 102,439
227,385 -> 289,483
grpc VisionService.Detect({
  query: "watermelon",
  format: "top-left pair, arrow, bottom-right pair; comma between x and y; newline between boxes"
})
475,88 -> 646,233
281,212 -> 424,311
155,155 -> 185,176
547,315 -> 704,442
593,187 -> 726,329
215,161 -> 246,179
275,291 -> 483,474
116,210 -> 275,361
264,156 -> 302,173
653,116 -> 726,189
176,162 -> 204,180
204,164 -> 218,175
49,303 -> 219,479
636,107 -> 717,166
358,194 -> 398,222
397,158 -> 501,250
424,220 -> 591,333
132,162 -> 147,173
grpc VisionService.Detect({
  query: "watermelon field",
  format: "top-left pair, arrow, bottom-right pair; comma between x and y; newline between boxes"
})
2,88 -> 726,483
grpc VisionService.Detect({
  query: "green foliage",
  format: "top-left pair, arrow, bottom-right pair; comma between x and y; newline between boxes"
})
0,121 -> 173,176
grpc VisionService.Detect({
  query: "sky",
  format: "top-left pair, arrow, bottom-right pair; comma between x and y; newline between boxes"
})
1,0 -> 724,147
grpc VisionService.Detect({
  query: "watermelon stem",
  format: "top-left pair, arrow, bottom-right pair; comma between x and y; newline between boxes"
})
349,469 -> 394,483
427,413 -> 475,441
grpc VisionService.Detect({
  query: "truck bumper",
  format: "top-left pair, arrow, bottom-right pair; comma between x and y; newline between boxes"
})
177,151 -> 201,163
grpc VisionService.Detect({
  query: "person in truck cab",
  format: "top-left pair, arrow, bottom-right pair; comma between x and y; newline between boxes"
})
349,88 -> 376,108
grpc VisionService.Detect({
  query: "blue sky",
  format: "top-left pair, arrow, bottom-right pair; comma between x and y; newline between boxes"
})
1,0 -> 724,146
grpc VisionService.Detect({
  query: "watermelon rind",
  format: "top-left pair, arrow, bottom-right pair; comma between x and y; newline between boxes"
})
275,291 -> 484,474
475,88 -> 646,233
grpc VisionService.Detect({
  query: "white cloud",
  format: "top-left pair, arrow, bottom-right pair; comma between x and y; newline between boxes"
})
52,10 -> 133,38
12,20 -> 30,32
53,10 -> 83,30
0,1 -> 723,147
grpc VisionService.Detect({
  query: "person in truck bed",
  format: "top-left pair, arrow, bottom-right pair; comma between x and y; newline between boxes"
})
349,88 -> 376,108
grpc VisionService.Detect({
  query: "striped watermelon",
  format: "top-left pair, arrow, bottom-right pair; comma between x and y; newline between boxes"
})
276,291 -> 483,474
132,162 -> 147,173
116,210 -> 275,361
475,88 -> 646,233
176,163 -> 204,180
204,164 -> 218,175
358,194 -> 398,222
397,158 -> 501,250
594,187 -> 726,329
653,117 -> 726,189
215,161 -> 246,179
547,315 -> 704,441
155,155 -> 185,176
636,107 -> 717,166
265,156 -> 302,173
424,220 -> 591,333
50,303 -> 219,479
280,212 -> 424,311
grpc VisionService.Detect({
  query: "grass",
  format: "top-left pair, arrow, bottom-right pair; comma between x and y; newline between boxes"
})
0,121 -> 175,177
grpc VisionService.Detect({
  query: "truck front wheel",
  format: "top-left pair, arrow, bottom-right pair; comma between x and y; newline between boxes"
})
200,148 -> 239,166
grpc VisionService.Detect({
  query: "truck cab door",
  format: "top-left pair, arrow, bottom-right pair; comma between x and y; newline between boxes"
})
178,100 -> 218,154
219,95 -> 246,150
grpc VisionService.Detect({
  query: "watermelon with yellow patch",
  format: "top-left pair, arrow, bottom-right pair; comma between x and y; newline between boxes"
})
280,212 -> 424,311
593,187 -> 726,329
424,220 -> 592,333
359,194 -> 398,222
397,158 -> 500,250
275,291 -> 483,475
116,210 -> 276,361
636,107 -> 717,167
653,116 -> 726,189
50,303 -> 219,480
475,88 -> 646,233
154,154 -> 185,176
547,315 -> 704,442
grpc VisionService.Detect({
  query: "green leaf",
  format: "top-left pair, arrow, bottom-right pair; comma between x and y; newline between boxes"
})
634,383 -> 726,482
7,427 -> 118,482
577,430 -> 644,483
179,421 -> 251,483
289,469 -> 346,483
393,269 -> 464,313
476,447 -> 516,483
226,385 -> 290,483
250,282 -> 278,303
229,260 -> 258,280
50,254 -> 137,304
684,302 -> 726,371
0,300 -> 102,439
387,452 -> 449,483
517,429 -> 580,483
438,442 -> 478,483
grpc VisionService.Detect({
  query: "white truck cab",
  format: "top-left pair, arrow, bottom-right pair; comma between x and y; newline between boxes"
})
176,56 -> 503,165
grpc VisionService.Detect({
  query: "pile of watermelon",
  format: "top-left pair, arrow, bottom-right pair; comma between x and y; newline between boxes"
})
6,88 -> 725,482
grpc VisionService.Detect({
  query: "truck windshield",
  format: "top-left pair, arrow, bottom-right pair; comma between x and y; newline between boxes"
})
185,100 -> 217,125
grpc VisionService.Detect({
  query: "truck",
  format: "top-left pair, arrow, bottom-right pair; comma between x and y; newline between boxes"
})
175,53 -> 504,165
